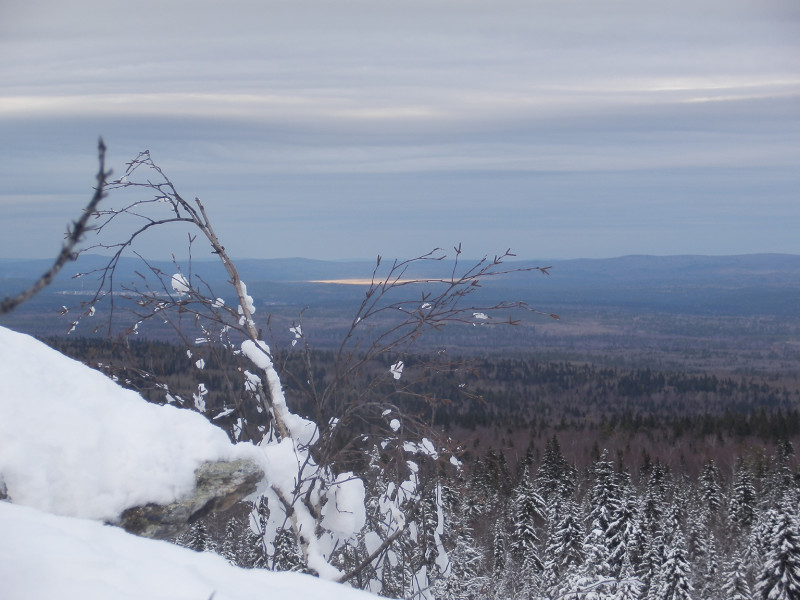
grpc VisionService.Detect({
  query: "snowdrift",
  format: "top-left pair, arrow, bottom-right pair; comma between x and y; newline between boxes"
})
0,326 -> 375,600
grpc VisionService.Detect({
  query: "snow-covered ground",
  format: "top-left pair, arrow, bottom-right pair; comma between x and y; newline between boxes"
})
0,326 -> 375,600
1,501 -> 373,600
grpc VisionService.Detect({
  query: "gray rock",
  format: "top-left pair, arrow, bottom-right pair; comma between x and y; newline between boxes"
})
119,458 -> 264,539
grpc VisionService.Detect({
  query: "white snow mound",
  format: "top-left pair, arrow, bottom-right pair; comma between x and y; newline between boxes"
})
0,502 -> 375,600
0,326 -> 262,520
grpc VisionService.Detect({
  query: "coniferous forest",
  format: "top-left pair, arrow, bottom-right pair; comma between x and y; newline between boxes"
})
47,335 -> 800,600
172,431 -> 800,600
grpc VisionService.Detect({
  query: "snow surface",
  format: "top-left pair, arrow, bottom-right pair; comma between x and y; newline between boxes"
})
0,326 -> 378,599
0,325 -> 261,520
0,502 -> 375,600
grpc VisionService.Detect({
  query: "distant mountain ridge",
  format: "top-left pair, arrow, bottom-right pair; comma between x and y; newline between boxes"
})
2,253 -> 799,319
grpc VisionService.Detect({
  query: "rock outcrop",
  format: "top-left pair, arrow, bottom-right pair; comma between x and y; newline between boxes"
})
119,458 -> 264,539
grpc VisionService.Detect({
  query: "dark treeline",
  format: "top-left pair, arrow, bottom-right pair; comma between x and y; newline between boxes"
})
46,336 -> 800,471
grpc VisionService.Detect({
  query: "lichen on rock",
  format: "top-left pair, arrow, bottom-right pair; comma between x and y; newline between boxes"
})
119,458 -> 264,539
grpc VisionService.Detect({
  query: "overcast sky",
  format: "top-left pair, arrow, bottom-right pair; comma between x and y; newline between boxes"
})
1,0 -> 798,261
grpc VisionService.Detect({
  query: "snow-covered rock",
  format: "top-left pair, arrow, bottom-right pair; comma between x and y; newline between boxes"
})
0,325 -> 378,599
0,325 -> 265,522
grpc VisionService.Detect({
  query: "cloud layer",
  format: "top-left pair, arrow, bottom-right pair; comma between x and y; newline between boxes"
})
1,0 -> 798,259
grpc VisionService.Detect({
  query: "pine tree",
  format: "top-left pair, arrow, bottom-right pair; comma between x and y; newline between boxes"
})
765,441 -> 795,507
754,506 -> 800,600
614,554 -> 645,600
693,529 -> 720,600
698,460 -> 723,518
239,526 -> 267,568
589,449 -> 623,537
413,486 -> 441,574
492,517 -> 507,579
537,435 -> 575,501
272,527 -> 304,571
721,550 -> 753,600
654,529 -> 693,600
509,468 -> 544,571
543,498 -> 585,594
640,528 -> 666,600
433,521 -> 485,600
241,496 -> 269,568
730,459 -> 757,530
638,465 -> 669,597
221,516 -> 241,565
185,520 -> 214,553
582,525 -> 613,582
608,493 -> 642,578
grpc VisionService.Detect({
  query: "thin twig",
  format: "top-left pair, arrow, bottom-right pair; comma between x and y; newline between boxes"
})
1,139 -> 110,315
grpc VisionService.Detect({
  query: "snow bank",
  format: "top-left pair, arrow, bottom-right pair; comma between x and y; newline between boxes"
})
0,326 -> 262,520
0,325 -> 380,598
0,502 -> 374,600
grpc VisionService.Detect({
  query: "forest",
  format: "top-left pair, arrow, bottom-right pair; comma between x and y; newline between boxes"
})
47,336 -> 800,474
168,436 -> 798,600
41,334 -> 800,600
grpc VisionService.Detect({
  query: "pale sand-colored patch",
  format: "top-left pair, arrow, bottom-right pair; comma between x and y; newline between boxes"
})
310,278 -> 417,285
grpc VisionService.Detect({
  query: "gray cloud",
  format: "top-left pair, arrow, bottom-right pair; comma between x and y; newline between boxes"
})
0,0 -> 798,260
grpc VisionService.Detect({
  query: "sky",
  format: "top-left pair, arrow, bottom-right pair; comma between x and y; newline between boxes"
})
1,0 -> 799,261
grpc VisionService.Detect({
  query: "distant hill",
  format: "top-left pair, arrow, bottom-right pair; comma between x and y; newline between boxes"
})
3,252 -> 800,283
2,253 -> 800,317
3,253 -> 800,372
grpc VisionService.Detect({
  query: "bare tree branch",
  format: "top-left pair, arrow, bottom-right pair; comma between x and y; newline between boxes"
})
0,139 -> 110,315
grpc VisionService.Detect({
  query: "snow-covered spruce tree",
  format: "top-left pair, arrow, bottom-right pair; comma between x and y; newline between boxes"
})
637,463 -> 671,597
574,524 -> 614,596
537,435 -> 577,503
589,451 -> 622,531
221,516 -> 241,566
763,440 -> 796,509
240,525 -> 267,569
64,148 -> 556,592
730,457 -> 757,531
508,467 -> 545,570
431,482 -> 486,600
614,555 -> 645,600
754,502 -> 800,600
650,527 -> 693,600
542,497 -> 585,596
607,490 -> 642,579
698,460 -> 724,522
491,516 -> 510,598
272,528 -> 305,572
689,461 -> 723,598
585,449 -> 624,579
506,469 -> 545,599
721,549 -> 753,600
182,521 -> 215,553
